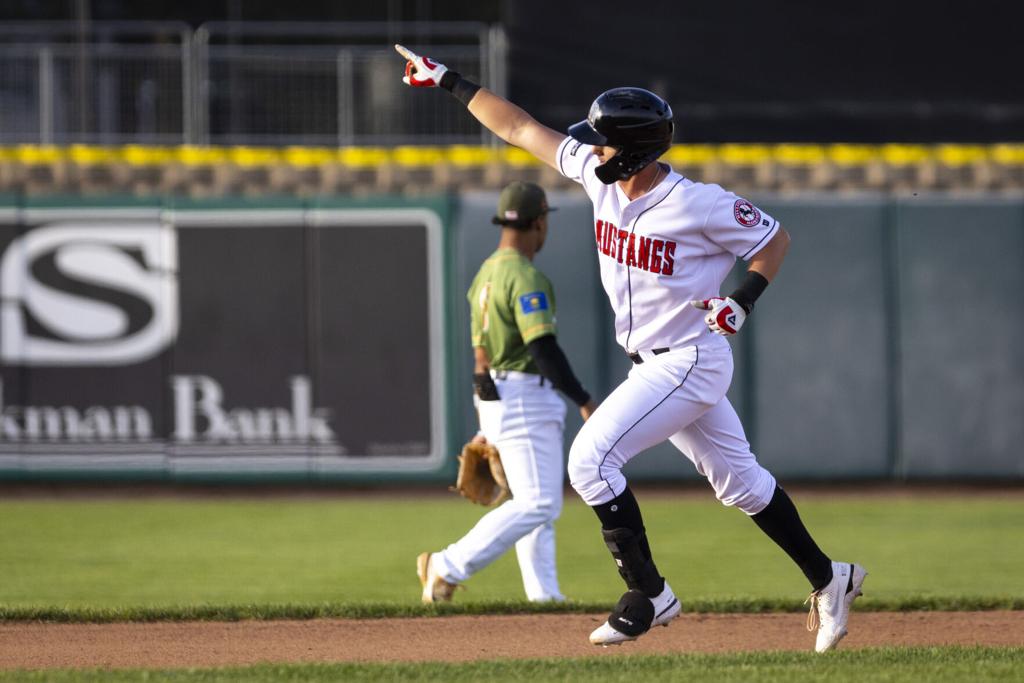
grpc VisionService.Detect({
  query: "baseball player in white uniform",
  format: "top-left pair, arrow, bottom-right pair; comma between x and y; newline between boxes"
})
396,44 -> 867,653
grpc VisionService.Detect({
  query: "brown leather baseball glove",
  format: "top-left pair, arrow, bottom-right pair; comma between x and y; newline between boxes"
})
451,440 -> 510,506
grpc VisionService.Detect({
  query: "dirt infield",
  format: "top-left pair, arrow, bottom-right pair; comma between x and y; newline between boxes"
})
2,612 -> 1022,670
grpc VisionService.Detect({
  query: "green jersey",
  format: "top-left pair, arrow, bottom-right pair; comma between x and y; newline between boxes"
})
468,247 -> 557,374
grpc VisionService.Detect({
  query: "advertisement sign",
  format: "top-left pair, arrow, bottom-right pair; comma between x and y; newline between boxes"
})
0,205 -> 448,479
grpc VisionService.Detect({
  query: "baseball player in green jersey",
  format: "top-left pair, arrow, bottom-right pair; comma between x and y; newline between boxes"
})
418,181 -> 597,602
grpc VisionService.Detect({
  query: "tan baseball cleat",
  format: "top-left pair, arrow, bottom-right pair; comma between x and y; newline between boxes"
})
416,552 -> 458,604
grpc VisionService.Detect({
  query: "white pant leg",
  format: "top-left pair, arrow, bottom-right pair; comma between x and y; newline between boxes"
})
514,520 -> 561,601
434,379 -> 566,601
506,402 -> 565,601
569,345 -> 743,506
668,397 -> 777,514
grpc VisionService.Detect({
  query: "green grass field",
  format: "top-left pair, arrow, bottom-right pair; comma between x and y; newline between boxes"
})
0,648 -> 1021,683
1,492 -> 1022,613
1,492 -> 1022,681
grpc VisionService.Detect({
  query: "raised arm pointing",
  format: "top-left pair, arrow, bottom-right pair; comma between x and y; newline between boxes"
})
395,44 -> 564,170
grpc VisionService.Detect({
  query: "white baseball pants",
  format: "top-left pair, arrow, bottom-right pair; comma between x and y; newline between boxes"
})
568,343 -> 776,514
432,371 -> 567,601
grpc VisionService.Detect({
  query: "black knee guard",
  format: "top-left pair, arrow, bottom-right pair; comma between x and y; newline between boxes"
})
602,527 -> 665,597
607,589 -> 655,636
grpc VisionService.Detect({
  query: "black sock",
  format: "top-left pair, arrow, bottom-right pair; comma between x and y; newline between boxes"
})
592,487 -> 652,559
751,486 -> 833,591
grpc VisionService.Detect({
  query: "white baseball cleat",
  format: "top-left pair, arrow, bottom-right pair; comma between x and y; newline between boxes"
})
416,552 -> 458,604
806,561 -> 868,653
589,581 -> 682,646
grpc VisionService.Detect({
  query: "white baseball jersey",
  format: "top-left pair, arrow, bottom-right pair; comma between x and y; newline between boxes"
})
556,137 -> 779,353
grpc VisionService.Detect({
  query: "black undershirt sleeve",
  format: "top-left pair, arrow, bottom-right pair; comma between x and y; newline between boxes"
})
526,335 -> 591,407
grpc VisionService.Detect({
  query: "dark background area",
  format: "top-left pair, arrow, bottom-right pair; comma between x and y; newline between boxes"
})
3,0 -> 1022,142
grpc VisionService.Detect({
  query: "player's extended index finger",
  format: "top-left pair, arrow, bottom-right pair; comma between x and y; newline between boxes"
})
394,44 -> 419,62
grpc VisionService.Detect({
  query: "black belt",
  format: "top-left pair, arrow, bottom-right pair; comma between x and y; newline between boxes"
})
493,369 -> 548,386
628,348 -> 671,364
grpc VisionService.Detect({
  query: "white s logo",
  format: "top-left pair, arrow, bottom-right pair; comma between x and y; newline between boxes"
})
0,223 -> 179,365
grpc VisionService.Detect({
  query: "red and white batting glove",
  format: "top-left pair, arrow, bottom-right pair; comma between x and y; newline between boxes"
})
690,297 -> 747,336
395,44 -> 448,87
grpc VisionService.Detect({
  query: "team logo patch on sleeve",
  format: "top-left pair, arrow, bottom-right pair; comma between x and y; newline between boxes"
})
519,291 -> 549,313
733,200 -> 762,227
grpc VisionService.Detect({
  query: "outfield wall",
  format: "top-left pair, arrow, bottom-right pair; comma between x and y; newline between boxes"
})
0,193 -> 1021,482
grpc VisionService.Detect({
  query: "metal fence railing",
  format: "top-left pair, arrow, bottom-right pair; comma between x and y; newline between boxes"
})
0,42 -> 189,145
0,21 -> 507,147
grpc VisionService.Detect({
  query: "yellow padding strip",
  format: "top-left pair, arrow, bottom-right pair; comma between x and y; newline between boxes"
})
881,144 -> 935,166
12,145 -> 64,164
664,144 -> 717,165
1,144 -> 1022,168
229,146 -> 283,167
719,144 -> 773,165
336,147 -> 391,167
992,144 -> 1024,165
827,144 -> 880,166
120,145 -> 177,165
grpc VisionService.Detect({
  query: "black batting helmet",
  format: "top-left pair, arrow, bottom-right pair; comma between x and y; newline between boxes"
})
568,87 -> 674,184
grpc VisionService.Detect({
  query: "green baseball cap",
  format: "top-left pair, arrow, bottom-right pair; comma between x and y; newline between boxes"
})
492,181 -> 557,225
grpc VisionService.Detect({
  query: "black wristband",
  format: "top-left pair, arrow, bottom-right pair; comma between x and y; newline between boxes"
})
439,70 -> 481,106
728,271 -> 770,314
472,372 -> 500,401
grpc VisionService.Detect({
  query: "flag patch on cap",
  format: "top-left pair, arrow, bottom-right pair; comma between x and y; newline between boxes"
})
519,291 -> 549,313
